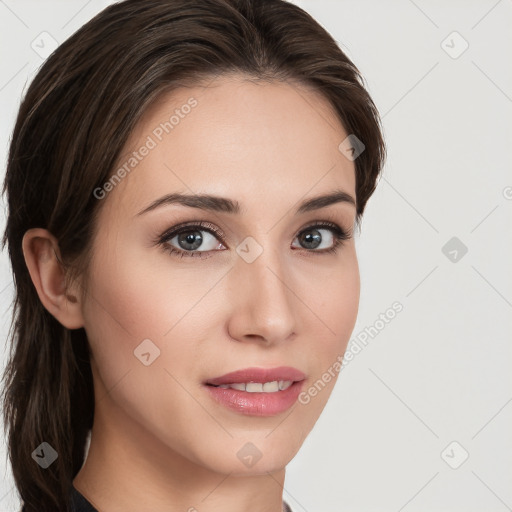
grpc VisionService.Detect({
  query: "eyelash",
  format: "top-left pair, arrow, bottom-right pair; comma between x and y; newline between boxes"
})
155,217 -> 352,260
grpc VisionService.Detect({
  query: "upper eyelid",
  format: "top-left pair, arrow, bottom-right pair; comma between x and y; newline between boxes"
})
159,219 -> 349,242
159,220 -> 224,241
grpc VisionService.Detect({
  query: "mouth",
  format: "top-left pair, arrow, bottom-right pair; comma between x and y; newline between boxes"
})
203,366 -> 306,417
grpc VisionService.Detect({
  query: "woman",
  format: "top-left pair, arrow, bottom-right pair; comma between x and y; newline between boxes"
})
1,0 -> 385,510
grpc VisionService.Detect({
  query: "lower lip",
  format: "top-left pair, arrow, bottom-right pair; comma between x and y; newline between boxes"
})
203,381 -> 304,417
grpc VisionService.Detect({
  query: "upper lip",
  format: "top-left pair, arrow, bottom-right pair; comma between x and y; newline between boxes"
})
205,366 -> 306,386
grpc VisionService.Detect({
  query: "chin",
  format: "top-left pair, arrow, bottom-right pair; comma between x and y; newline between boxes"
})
190,435 -> 302,476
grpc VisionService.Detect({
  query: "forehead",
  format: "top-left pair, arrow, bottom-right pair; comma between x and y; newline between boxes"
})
106,75 -> 356,217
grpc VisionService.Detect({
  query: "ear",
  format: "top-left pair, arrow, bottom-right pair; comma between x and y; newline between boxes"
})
22,228 -> 85,330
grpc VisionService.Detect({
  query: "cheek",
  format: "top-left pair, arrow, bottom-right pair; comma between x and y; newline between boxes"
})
296,249 -> 360,399
80,249 -> 217,451
302,246 -> 360,348
80,241 -> 223,397
79,243 -> 169,387
82,242 -> 206,342
325,260 -> 360,348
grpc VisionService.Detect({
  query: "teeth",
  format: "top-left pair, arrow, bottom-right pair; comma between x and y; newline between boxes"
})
279,380 -> 291,390
263,381 -> 279,392
214,380 -> 293,392
246,382 -> 263,392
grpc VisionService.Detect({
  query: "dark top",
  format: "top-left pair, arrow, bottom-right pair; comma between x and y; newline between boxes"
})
20,486 -> 97,512
23,485 -> 294,511
70,485 -> 98,511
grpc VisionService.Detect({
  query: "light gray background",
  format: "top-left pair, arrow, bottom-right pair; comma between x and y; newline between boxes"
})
1,1 -> 511,511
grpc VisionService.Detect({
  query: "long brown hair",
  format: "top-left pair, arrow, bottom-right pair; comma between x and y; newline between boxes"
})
1,0 -> 385,510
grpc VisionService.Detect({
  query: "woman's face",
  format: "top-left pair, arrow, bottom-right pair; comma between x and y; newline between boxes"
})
80,74 -> 360,475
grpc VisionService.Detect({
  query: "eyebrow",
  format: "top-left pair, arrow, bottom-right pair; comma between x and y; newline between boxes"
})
136,189 -> 356,217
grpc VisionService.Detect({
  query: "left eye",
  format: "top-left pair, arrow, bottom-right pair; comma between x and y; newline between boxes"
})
292,227 -> 335,251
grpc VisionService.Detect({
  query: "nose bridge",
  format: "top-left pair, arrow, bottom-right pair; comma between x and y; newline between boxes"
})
228,235 -> 296,342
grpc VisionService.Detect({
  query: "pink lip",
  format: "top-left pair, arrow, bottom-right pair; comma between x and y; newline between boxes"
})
203,366 -> 306,417
204,366 -> 306,386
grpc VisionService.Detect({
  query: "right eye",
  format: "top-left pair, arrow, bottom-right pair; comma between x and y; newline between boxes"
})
156,221 -> 226,259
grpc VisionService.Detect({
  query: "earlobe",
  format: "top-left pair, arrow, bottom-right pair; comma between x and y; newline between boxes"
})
21,228 -> 85,330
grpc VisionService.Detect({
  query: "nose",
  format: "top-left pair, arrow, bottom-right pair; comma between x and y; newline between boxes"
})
226,244 -> 297,346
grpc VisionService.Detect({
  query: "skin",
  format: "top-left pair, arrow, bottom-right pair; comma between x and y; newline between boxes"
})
22,74 -> 360,512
